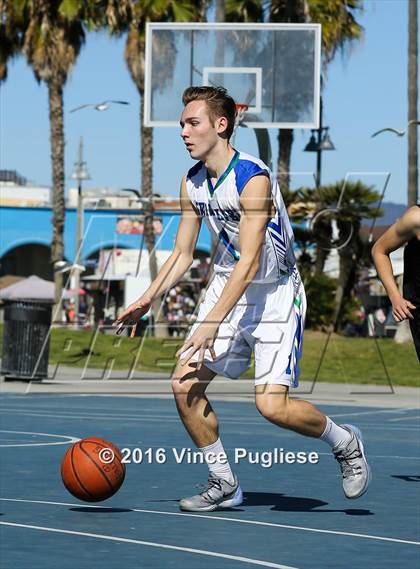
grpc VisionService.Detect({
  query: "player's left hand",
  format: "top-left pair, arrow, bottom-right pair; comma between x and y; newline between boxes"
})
176,321 -> 219,368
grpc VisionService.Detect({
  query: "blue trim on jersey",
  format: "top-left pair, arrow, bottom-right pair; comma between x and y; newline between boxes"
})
286,305 -> 303,384
219,228 -> 240,261
234,160 -> 269,194
268,219 -> 284,237
187,161 -> 203,180
207,150 -> 240,197
268,225 -> 286,247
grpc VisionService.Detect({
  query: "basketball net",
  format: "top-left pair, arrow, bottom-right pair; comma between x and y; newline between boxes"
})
231,103 -> 249,146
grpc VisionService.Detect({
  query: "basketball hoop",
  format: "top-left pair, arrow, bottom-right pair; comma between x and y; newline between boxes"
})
235,103 -> 249,128
232,103 -> 249,145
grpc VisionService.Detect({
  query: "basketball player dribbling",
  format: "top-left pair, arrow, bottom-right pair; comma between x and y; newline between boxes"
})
115,86 -> 371,511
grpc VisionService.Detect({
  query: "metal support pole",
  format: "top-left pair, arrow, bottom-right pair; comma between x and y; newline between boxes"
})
74,177 -> 83,322
71,137 -> 90,325
316,97 -> 323,188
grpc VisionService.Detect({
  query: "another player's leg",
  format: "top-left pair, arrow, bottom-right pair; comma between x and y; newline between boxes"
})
255,385 -> 371,499
172,361 -> 242,511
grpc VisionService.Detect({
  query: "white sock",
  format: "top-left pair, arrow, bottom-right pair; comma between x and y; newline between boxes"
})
320,417 -> 352,450
200,438 -> 235,484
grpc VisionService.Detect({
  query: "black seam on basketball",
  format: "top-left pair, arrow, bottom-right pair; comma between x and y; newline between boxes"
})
79,441 -> 115,491
81,439 -> 125,477
82,439 -> 124,463
82,440 -> 108,448
70,444 -> 96,499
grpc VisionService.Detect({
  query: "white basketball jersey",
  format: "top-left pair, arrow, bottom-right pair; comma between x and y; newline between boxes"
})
185,150 -> 297,284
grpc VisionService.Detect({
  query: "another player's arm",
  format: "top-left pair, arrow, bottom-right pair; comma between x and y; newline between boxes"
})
372,206 -> 419,321
114,177 -> 201,332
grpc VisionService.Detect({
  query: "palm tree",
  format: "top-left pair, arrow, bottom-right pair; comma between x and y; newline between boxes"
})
225,0 -> 263,22
278,0 -> 363,274
270,0 -> 363,195
8,1 -> 95,315
225,0 -> 363,198
269,0 -> 308,195
308,0 -> 364,64
103,0 -> 201,336
270,0 -> 308,192
0,1 -> 23,82
294,180 -> 382,330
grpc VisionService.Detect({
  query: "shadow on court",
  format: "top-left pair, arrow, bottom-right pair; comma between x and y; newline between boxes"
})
391,475 -> 420,482
243,492 -> 374,516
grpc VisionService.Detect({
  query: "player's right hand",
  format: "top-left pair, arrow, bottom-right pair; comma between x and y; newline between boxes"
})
390,295 -> 416,321
113,297 -> 152,337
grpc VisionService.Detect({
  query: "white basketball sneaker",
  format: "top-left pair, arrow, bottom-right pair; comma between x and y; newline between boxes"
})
333,424 -> 371,499
179,473 -> 243,512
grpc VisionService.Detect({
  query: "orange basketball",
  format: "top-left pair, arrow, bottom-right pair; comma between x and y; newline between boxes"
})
61,437 -> 125,502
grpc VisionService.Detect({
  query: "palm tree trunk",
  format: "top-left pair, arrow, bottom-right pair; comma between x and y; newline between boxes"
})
48,81 -> 65,319
332,248 -> 355,332
332,223 -> 361,331
216,0 -> 225,21
408,0 -> 418,206
273,0 -> 308,198
277,129 -> 293,192
140,100 -> 166,337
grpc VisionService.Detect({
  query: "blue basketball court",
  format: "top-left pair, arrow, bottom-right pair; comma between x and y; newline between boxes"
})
0,394 -> 419,568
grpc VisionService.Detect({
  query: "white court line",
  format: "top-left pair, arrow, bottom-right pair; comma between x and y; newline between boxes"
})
315,451 -> 420,460
1,498 -> 419,546
112,444 -> 420,461
1,409 -> 419,434
0,406 -> 419,425
0,432 -> 416,460
0,521 -> 297,569
0,409 -> 282,426
0,405 -> 175,417
0,430 -> 80,448
0,409 -> 184,422
388,415 -> 420,423
1,404 -> 417,419
1,403 -> 416,417
330,408 -> 417,419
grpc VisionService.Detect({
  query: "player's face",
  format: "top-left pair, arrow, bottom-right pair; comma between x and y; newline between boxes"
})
180,100 -> 221,160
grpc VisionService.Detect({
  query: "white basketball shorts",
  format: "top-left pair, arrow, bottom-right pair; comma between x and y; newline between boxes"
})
186,270 -> 306,387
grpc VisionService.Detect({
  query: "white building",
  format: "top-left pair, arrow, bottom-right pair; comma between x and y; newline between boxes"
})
0,170 -> 50,207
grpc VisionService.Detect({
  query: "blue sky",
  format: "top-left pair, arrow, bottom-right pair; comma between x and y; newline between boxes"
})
1,0 -> 418,205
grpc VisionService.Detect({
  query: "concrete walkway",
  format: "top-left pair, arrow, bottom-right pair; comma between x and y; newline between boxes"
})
1,365 -> 419,409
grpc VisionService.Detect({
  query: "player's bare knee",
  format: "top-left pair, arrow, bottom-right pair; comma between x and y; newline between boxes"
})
256,397 -> 289,426
172,362 -> 215,398
172,374 -> 208,410
172,376 -> 194,397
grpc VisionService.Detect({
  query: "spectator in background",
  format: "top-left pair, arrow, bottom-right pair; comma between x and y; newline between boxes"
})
196,258 -> 210,286
93,287 -> 106,329
164,285 -> 198,337
64,301 -> 75,324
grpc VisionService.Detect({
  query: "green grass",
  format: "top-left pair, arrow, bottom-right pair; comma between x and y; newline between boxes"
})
0,325 -> 418,386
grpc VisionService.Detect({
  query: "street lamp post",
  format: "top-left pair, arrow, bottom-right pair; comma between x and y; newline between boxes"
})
304,97 -> 336,187
70,137 -> 90,324
122,188 -> 146,278
121,189 -> 175,279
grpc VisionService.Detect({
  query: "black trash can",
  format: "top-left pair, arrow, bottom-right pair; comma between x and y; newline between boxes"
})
1,299 -> 53,380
